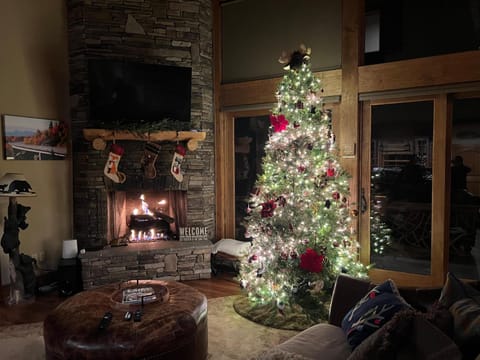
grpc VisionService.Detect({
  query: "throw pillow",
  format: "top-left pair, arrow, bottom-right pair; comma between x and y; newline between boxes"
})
438,272 -> 480,308
341,279 -> 412,350
347,309 -> 416,360
449,297 -> 480,360
211,238 -> 251,257
424,301 -> 454,338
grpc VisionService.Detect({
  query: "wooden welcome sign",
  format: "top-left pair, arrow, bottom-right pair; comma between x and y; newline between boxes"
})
178,226 -> 208,241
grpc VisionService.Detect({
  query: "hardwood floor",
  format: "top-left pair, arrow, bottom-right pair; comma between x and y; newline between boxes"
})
0,273 -> 241,327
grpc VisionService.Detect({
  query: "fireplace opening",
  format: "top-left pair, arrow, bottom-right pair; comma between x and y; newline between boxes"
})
107,190 -> 187,244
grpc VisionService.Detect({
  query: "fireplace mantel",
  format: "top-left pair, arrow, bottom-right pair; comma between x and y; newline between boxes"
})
83,129 -> 206,151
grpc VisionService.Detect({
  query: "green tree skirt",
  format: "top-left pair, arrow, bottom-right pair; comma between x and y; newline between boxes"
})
233,292 -> 331,331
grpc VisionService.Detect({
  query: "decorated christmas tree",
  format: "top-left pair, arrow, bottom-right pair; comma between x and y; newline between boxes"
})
237,46 -> 368,325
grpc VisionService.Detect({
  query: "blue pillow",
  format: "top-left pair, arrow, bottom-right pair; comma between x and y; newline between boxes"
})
341,279 -> 412,349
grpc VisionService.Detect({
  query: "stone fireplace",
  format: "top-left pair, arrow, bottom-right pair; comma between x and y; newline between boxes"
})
67,0 -> 214,288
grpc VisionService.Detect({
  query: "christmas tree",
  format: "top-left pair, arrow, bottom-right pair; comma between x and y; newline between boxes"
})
238,46 -> 368,324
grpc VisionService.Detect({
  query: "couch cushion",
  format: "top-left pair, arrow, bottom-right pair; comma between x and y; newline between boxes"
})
438,272 -> 480,308
277,323 -> 351,360
250,347 -> 311,360
341,279 -> 412,350
329,274 -> 373,327
437,272 -> 480,360
449,297 -> 480,360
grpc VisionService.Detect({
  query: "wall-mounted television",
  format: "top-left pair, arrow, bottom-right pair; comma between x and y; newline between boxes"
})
88,59 -> 192,128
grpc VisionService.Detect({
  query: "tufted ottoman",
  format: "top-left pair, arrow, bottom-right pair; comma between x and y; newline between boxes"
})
43,280 -> 208,360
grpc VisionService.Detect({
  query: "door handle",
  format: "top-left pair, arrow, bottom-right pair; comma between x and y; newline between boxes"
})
361,188 -> 368,214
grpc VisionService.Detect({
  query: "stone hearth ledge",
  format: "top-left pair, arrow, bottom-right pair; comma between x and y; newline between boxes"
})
79,240 -> 212,290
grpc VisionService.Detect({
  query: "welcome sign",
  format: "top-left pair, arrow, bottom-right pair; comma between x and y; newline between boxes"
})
179,226 -> 208,241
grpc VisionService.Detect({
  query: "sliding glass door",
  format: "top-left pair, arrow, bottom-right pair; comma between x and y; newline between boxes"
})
360,94 -> 479,286
449,96 -> 480,280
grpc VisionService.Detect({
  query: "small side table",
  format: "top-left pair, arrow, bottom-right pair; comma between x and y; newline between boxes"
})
57,258 -> 83,295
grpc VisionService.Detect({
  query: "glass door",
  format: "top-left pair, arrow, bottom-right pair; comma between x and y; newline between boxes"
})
234,115 -> 270,240
449,96 -> 480,280
360,96 -> 449,287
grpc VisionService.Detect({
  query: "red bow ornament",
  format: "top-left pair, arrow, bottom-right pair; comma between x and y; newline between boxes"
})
270,114 -> 289,133
299,248 -> 325,273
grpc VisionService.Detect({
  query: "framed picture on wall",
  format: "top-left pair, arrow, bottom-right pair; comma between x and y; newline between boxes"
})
2,114 -> 68,160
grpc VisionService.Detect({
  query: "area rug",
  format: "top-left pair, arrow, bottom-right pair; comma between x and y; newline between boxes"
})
0,295 -> 298,360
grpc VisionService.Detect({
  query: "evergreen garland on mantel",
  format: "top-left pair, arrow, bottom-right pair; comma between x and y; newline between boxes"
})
96,118 -> 191,134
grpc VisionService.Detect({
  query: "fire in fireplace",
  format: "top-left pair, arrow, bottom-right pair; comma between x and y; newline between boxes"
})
107,190 -> 187,244
129,194 -> 174,241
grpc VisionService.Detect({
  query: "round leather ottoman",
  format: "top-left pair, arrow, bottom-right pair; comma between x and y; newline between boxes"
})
43,280 -> 208,360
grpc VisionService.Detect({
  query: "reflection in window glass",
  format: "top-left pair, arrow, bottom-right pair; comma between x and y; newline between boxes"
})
370,101 -> 433,275
364,1 -> 480,65
449,98 -> 480,280
234,116 -> 270,240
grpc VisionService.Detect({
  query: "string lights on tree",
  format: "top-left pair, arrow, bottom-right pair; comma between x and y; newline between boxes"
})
238,45 -> 369,322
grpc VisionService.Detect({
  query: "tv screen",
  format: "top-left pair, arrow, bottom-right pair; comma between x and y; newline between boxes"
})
88,59 -> 192,128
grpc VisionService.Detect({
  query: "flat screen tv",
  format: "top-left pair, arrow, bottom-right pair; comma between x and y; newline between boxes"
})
88,59 -> 192,129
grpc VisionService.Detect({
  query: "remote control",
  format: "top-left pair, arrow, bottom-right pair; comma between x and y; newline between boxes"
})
124,311 -> 132,321
98,312 -> 113,330
133,309 -> 142,322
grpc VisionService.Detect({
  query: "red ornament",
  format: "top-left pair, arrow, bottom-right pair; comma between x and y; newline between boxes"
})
332,192 -> 340,200
299,248 -> 325,273
327,168 -> 335,177
270,114 -> 289,133
294,122 -> 300,128
298,165 -> 306,173
261,200 -> 277,218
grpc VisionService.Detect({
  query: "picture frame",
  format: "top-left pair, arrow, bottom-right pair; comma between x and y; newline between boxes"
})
2,114 -> 68,160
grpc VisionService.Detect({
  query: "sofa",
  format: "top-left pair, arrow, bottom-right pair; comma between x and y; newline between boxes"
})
254,273 -> 480,360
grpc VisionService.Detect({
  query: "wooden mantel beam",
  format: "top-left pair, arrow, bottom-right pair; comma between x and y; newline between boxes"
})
83,129 -> 206,151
